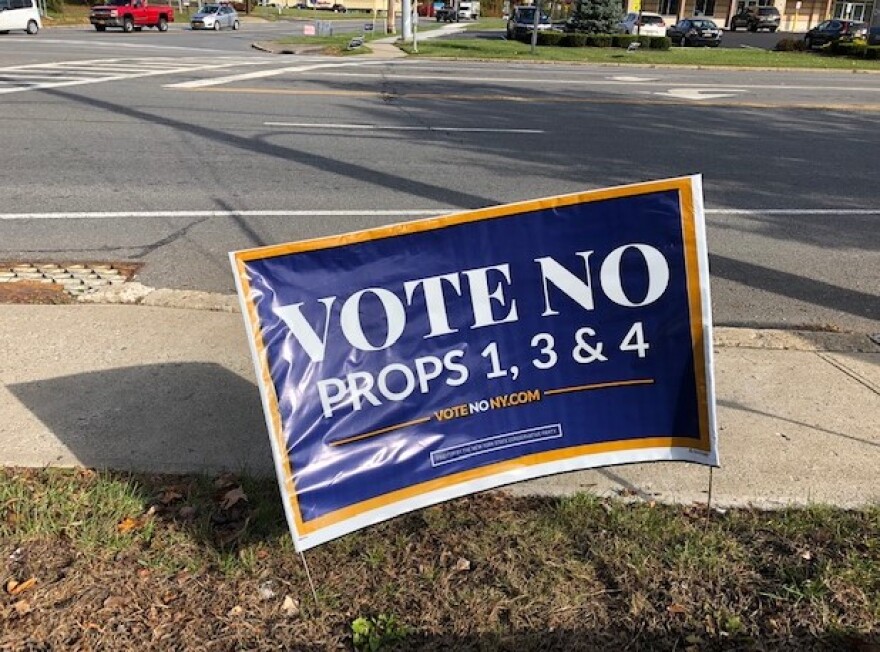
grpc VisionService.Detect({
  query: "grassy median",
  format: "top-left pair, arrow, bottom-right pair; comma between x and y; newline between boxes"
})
1,467 -> 878,650
396,39 -> 880,70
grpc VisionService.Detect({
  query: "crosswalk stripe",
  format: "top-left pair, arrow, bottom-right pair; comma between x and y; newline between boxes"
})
0,56 -> 317,95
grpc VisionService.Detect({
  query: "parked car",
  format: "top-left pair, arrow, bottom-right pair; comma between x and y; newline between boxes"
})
190,3 -> 239,30
803,19 -> 867,48
870,25 -> 880,45
618,11 -> 666,36
505,5 -> 551,39
0,0 -> 41,34
729,5 -> 780,32
667,17 -> 722,46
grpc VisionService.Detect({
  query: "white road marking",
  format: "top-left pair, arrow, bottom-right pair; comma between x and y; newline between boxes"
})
1,209 -> 879,221
610,75 -> 659,82
0,57 -> 298,95
656,88 -> 746,100
301,71 -> 880,93
163,59 -> 396,89
0,210 -> 448,220
0,38 -> 234,53
264,122 -> 545,133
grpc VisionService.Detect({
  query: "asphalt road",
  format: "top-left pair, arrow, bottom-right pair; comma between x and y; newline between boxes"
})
1,27 -> 878,334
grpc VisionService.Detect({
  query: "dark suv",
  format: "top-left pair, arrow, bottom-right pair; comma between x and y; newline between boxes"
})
730,6 -> 780,32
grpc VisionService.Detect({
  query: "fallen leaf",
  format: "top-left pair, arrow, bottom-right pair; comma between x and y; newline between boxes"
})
178,506 -> 197,521
801,550 -> 813,561
455,557 -> 471,572
103,595 -> 128,609
281,595 -> 300,617
117,516 -> 143,534
221,487 -> 248,510
7,577 -> 37,595
160,591 -> 178,604
256,549 -> 270,560
667,603 -> 687,615
258,581 -> 276,601
228,605 -> 244,617
13,599 -> 31,615
158,488 -> 185,505
137,568 -> 151,580
213,472 -> 238,489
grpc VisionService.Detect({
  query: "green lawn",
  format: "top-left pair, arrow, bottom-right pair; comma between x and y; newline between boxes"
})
1,467 -> 878,649
398,38 -> 880,70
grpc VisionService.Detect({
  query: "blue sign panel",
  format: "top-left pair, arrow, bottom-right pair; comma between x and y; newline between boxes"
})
231,176 -> 718,551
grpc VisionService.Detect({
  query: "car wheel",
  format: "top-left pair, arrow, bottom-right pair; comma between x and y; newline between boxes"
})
748,23 -> 757,32
157,16 -> 168,31
729,22 -> 736,31
506,25 -> 513,38
233,19 -> 240,30
123,17 -> 134,32
94,24 -> 106,31
213,20 -> 220,30
26,19 -> 39,34
679,35 -> 686,47
804,36 -> 812,49
769,26 -> 777,32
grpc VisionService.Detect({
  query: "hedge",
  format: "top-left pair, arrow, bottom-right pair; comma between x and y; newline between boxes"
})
560,33 -> 588,46
529,32 -> 671,50
536,30 -> 565,46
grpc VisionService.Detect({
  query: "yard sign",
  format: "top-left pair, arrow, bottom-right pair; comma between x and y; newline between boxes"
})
231,175 -> 718,551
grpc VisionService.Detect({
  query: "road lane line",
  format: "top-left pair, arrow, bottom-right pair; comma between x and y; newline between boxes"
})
1,209 -> 879,221
163,59 -> 395,89
298,71 -> 880,93
264,122 -> 545,134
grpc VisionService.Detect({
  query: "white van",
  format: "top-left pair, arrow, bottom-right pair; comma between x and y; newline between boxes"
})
0,0 -> 42,35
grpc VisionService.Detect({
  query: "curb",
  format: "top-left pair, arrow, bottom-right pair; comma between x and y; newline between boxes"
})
74,284 -> 880,353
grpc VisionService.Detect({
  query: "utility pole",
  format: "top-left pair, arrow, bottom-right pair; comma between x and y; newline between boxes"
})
530,0 -> 541,53
402,0 -> 412,39
386,0 -> 395,33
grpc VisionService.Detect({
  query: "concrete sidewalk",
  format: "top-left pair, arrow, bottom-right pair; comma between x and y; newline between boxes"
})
1,299 -> 878,509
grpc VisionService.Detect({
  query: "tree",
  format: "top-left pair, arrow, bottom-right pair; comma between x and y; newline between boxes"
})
567,0 -> 623,33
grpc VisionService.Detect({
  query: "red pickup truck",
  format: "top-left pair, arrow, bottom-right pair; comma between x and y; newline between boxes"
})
89,0 -> 175,32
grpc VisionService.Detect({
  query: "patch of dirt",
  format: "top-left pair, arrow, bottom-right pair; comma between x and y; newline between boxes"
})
0,281 -> 74,305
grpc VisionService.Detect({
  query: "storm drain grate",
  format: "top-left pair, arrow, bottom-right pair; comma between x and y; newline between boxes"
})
0,263 -> 133,296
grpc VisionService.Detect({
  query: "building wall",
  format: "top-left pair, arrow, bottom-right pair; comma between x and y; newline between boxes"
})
629,0 -> 841,28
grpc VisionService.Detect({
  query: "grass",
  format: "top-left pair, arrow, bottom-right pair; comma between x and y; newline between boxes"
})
397,38 -> 880,70
271,33 -> 376,54
1,467 -> 878,650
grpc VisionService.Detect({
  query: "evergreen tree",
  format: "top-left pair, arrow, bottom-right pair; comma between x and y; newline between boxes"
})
567,0 -> 623,33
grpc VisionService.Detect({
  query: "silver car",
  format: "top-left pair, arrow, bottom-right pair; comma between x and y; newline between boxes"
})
191,3 -> 239,30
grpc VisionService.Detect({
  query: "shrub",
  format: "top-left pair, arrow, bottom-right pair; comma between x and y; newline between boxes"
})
560,32 -> 588,46
536,30 -> 565,46
649,36 -> 671,50
637,34 -> 653,48
567,0 -> 623,34
866,46 -> 880,60
612,34 -> 638,48
774,37 -> 806,51
584,33 -> 613,47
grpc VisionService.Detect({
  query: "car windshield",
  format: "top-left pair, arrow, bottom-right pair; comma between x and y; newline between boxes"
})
690,19 -> 717,28
103,0 -> 131,6
517,8 -> 548,22
758,7 -> 778,14
199,4 -> 220,11
641,15 -> 664,23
